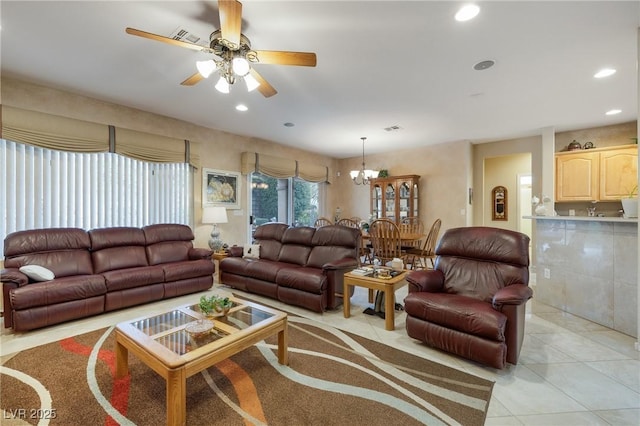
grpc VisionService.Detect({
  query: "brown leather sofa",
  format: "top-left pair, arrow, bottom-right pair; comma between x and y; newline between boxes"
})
1,224 -> 214,331
220,223 -> 361,312
404,226 -> 532,369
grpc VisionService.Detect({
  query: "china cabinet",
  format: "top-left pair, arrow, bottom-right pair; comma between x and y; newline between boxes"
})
555,144 -> 637,202
370,175 -> 420,224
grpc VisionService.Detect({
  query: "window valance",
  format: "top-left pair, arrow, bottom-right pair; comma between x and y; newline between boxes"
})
241,151 -> 329,183
115,127 -> 186,164
1,106 -> 199,166
1,106 -> 109,153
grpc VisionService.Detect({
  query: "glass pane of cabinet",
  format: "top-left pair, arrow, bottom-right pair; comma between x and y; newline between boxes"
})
369,175 -> 420,225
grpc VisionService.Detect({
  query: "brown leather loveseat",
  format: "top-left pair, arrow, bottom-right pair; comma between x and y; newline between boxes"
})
220,223 -> 361,312
404,226 -> 532,369
1,224 -> 214,331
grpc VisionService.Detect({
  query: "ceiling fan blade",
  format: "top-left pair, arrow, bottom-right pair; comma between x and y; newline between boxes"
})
254,50 -> 317,67
218,0 -> 242,48
181,72 -> 205,86
249,69 -> 277,98
125,27 -> 208,52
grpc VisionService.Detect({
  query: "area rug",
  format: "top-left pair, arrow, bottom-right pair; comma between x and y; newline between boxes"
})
0,316 -> 493,425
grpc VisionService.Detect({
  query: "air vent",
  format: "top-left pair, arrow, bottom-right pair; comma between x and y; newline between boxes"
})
384,125 -> 402,132
170,27 -> 203,45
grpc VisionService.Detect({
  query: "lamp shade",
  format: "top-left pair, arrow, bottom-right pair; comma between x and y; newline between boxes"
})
203,206 -> 228,224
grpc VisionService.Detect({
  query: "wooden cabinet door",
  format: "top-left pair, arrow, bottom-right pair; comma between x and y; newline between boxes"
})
370,175 -> 420,224
600,147 -> 638,200
555,152 -> 599,201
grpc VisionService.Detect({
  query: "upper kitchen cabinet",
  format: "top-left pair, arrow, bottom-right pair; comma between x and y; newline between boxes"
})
599,146 -> 638,200
555,144 -> 637,202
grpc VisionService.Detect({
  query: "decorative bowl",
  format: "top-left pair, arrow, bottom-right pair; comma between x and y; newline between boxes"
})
185,320 -> 214,338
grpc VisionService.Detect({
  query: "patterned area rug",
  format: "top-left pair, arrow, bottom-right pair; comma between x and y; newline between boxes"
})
1,316 -> 493,425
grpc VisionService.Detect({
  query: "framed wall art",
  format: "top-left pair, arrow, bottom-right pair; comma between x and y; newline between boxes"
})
203,168 -> 241,209
491,185 -> 507,221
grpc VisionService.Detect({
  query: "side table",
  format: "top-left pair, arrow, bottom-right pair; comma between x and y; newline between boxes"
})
343,270 -> 408,331
212,252 -> 228,283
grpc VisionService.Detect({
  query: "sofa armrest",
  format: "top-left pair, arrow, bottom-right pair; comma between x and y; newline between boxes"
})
405,269 -> 445,293
188,248 -> 213,260
492,284 -> 533,309
323,257 -> 359,271
1,268 -> 29,287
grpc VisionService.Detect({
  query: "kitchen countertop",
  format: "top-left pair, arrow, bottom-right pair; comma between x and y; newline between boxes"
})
524,215 -> 637,223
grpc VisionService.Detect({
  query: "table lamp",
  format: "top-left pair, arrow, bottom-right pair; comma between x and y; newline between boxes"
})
203,206 -> 228,251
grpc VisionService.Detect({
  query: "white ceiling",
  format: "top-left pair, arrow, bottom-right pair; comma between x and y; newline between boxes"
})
1,1 -> 638,159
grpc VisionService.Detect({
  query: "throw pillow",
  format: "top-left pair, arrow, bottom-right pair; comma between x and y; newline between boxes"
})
19,265 -> 55,282
243,244 -> 260,259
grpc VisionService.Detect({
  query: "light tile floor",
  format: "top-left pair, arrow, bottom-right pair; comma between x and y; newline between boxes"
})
1,279 -> 639,425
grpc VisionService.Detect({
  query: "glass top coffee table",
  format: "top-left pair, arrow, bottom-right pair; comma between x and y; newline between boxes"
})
115,296 -> 288,426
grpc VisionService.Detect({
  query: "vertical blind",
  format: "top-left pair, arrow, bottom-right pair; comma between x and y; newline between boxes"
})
0,139 -> 192,258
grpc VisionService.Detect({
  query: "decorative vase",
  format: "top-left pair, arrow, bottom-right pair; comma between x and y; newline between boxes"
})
621,198 -> 638,218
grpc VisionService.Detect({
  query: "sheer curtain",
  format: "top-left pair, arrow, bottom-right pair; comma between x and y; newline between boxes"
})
0,139 -> 192,258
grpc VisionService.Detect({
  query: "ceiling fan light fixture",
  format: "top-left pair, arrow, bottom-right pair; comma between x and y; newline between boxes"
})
232,57 -> 251,76
244,73 -> 260,92
196,60 -> 216,78
215,76 -> 230,93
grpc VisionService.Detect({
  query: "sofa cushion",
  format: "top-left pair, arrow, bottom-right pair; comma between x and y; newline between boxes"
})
10,275 -> 106,310
19,265 -> 55,282
246,260 -> 299,282
243,244 -> 260,259
101,266 -> 165,292
4,228 -> 93,277
162,259 -> 214,282
404,292 -> 507,342
90,227 -> 149,274
276,267 -> 327,294
146,241 -> 192,265
253,223 -> 289,261
278,245 -> 311,266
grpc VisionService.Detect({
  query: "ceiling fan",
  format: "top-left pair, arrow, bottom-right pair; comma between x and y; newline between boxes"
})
125,0 -> 317,98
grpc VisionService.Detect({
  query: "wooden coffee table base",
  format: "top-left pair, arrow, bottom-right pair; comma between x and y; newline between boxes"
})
115,300 -> 288,426
343,271 -> 408,331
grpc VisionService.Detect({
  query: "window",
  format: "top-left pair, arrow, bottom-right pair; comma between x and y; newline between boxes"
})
250,172 -> 322,234
0,139 -> 192,258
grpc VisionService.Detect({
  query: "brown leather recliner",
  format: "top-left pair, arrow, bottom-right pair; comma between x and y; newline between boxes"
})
404,226 -> 532,369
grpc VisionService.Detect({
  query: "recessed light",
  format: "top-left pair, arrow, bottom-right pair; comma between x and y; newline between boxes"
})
594,68 -> 616,78
283,122 -> 295,127
473,60 -> 495,71
605,109 -> 622,115
236,104 -> 248,112
455,4 -> 480,22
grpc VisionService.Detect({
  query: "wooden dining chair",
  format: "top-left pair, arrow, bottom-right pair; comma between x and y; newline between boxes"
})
337,218 -> 372,265
369,218 -> 406,267
314,217 -> 333,227
405,218 -> 441,270
400,216 -> 424,250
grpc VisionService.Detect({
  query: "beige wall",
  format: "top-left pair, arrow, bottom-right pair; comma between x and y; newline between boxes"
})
334,140 -> 473,235
473,135 -> 543,227
484,153 -> 532,231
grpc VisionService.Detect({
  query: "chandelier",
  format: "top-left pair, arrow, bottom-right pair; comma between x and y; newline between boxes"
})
349,137 -> 379,185
195,30 -> 261,94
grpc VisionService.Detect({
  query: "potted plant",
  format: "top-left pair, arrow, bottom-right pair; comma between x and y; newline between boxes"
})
213,296 -> 233,315
621,185 -> 638,218
198,295 -> 218,317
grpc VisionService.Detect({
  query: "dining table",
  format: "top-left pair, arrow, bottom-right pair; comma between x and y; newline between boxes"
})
361,231 -> 425,243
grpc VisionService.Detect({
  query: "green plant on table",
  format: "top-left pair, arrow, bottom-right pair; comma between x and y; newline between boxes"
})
199,295 -> 233,316
626,185 -> 638,198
